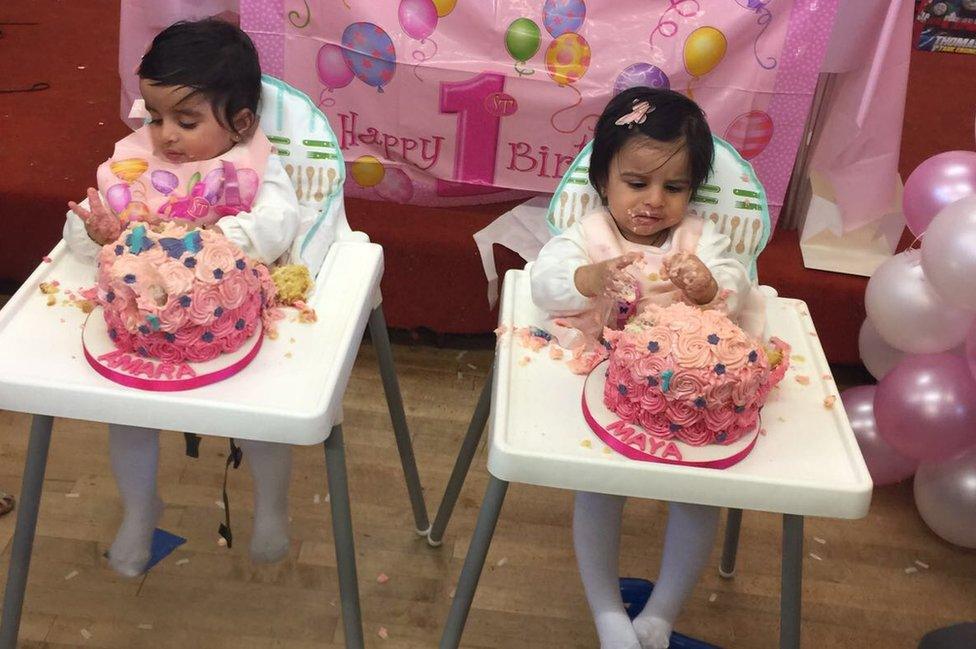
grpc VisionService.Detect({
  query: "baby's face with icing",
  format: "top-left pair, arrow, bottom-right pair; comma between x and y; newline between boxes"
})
603,135 -> 693,246
139,79 -> 241,164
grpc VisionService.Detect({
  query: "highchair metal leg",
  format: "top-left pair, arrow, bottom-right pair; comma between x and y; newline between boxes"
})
720,508 -> 743,578
0,415 -> 54,649
427,361 -> 494,547
368,305 -> 431,535
324,424 -> 364,649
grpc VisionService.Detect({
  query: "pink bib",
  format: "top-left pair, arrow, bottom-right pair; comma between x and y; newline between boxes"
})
96,126 -> 272,227
548,209 -> 703,350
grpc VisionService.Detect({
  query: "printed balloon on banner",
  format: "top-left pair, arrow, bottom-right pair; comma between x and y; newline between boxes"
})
543,0 -> 586,38
724,111 -> 774,160
376,167 -> 415,203
545,32 -> 591,86
316,43 -> 355,91
612,63 -> 670,95
399,0 -> 438,41
683,26 -> 727,78
350,155 -> 385,188
432,0 -> 457,17
341,22 -> 397,93
505,18 -> 541,75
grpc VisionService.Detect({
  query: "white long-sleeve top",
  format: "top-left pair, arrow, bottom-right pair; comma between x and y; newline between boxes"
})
530,214 -> 753,318
64,154 -> 300,265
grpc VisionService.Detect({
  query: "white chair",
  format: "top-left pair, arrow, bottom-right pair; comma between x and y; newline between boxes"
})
0,77 -> 429,649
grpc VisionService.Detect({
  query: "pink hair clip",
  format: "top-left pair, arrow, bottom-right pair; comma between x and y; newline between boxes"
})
615,100 -> 654,128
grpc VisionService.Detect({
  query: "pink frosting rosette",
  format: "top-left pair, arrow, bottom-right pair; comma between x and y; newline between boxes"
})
703,406 -> 738,436
715,336 -> 757,371
665,400 -> 702,430
158,297 -> 189,334
217,271 -> 251,310
157,259 -> 196,297
668,367 -> 710,403
144,339 -> 186,364
613,397 -> 641,424
638,384 -> 667,415
184,340 -> 223,363
186,284 -> 222,326
672,332 -> 714,369
209,310 -> 240,340
196,236 -> 239,284
676,420 -> 711,446
219,326 -> 251,353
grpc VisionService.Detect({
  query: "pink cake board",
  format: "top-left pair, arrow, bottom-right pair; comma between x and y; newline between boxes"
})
82,306 -> 263,392
582,360 -> 760,470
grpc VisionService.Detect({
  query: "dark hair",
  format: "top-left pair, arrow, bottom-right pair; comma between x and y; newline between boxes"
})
588,87 -> 714,199
138,18 -> 262,133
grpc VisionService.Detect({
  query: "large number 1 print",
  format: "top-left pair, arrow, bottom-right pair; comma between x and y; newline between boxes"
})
437,72 -> 508,197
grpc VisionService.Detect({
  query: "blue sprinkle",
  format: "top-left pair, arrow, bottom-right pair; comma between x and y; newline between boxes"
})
179,295 -> 191,307
201,331 -> 214,342
707,333 -> 720,345
213,268 -> 224,280
734,405 -> 745,413
647,341 -> 660,352
114,245 -> 124,256
164,333 -> 176,342
601,339 -> 612,351
660,369 -> 674,392
617,384 -> 627,395
184,257 -> 197,268
214,306 -> 224,318
123,274 -> 136,284
235,319 -> 246,330
252,268 -> 259,277
715,432 -> 727,442
138,325 -> 150,334
714,363 -> 726,375
669,423 -> 682,432
106,291 -> 115,303
236,259 -> 246,270
748,350 -> 758,363
137,347 -> 149,357
647,376 -> 659,387
530,327 -> 552,341
108,329 -> 117,341
694,397 -> 707,408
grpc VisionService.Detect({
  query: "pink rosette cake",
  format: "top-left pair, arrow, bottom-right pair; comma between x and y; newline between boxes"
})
94,222 -> 276,363
603,303 -> 790,447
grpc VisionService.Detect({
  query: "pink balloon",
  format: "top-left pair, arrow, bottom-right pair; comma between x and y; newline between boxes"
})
842,386 -> 918,485
316,43 -> 354,91
399,0 -> 438,41
903,150 -> 976,237
858,318 -> 904,380
914,445 -> 976,548
375,167 -> 415,203
875,353 -> 976,462
864,249 -> 975,354
105,183 -> 132,213
921,195 -> 976,310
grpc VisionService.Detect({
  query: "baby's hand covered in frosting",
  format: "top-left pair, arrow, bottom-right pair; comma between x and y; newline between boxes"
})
662,251 -> 718,305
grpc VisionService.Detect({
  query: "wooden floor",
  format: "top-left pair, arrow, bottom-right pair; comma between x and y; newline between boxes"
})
0,341 -> 974,649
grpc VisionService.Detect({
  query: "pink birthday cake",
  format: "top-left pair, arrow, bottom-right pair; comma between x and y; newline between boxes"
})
94,222 -> 276,364
602,303 -> 790,447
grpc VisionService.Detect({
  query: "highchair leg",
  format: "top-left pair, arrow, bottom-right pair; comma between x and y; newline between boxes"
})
427,361 -> 494,547
368,305 -> 431,535
0,415 -> 54,649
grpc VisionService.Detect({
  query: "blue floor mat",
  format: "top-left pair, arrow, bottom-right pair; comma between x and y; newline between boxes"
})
143,528 -> 187,572
620,578 -> 723,649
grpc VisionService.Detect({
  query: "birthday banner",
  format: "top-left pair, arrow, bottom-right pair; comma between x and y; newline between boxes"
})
241,0 -> 839,225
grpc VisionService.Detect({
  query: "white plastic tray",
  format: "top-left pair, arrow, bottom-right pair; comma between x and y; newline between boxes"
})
488,270 -> 873,519
0,240 -> 383,445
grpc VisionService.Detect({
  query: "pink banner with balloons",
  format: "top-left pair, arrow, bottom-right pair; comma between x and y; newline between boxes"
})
241,0 -> 839,225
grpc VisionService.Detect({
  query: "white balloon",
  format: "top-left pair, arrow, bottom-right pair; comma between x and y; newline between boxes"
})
858,318 -> 904,380
865,249 -> 976,353
921,195 -> 976,310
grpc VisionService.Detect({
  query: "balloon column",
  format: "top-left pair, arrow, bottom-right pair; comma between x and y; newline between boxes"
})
853,148 -> 976,547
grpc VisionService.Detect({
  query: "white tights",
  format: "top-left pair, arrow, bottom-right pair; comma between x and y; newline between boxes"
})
106,424 -> 292,576
573,491 -> 720,649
